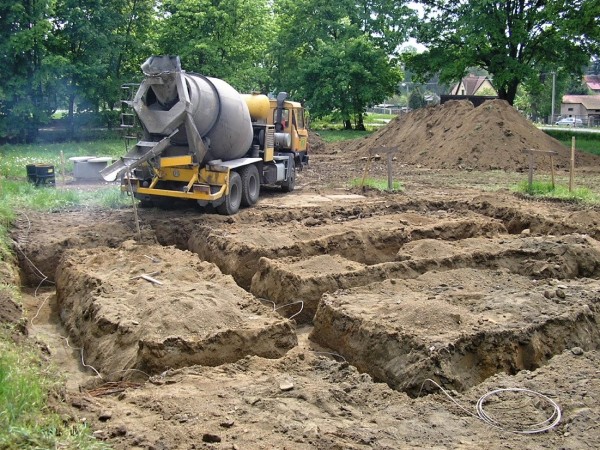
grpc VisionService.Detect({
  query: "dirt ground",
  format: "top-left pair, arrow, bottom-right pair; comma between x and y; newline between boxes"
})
6,101 -> 600,449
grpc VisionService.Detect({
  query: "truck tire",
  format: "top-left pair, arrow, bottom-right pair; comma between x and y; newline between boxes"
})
216,171 -> 242,215
240,164 -> 260,206
281,157 -> 295,192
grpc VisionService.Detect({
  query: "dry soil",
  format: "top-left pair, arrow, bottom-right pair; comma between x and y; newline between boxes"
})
5,101 -> 600,449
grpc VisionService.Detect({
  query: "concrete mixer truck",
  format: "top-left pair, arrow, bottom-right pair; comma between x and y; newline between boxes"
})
101,55 -> 309,215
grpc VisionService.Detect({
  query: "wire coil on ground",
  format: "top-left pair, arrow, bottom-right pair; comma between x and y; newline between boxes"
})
476,387 -> 562,434
420,379 -> 562,434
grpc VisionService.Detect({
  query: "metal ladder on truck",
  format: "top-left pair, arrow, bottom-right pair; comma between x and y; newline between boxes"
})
101,83 -> 173,182
120,83 -> 141,152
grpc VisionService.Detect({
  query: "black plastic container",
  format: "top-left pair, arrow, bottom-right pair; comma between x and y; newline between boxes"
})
26,164 -> 56,187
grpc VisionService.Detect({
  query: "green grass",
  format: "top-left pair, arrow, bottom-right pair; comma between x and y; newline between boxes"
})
557,138 -> 600,155
317,129 -> 373,142
0,335 -> 109,449
542,129 -> 600,156
0,139 -> 125,178
513,180 -> 599,203
0,139 -> 130,449
0,138 -> 131,213
351,177 -> 403,192
0,179 -> 130,212
363,112 -> 396,123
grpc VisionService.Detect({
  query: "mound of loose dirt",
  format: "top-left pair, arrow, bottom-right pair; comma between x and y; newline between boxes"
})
55,241 -> 297,378
308,130 -> 326,154
339,100 -> 600,170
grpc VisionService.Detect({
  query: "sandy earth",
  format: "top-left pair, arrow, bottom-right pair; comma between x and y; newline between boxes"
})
3,100 -> 600,449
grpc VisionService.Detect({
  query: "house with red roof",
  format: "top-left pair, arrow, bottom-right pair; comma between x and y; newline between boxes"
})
450,74 -> 497,96
560,95 -> 600,126
584,75 -> 600,94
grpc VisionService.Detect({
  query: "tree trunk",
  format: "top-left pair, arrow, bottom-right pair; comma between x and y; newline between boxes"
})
355,113 -> 366,131
344,119 -> 352,130
498,80 -> 519,105
68,91 -> 76,140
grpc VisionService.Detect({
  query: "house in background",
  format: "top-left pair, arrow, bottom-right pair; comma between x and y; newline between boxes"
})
560,95 -> 600,126
450,74 -> 498,96
584,75 -> 600,94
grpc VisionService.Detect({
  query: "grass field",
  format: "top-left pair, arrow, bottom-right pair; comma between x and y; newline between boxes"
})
542,129 -> 600,155
0,334 -> 110,449
0,139 -> 124,178
557,138 -> 600,155
317,129 -> 373,142
512,180 -> 599,203
0,138 -> 130,448
351,177 -> 403,192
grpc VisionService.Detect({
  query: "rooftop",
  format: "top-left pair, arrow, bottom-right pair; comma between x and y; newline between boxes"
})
562,95 -> 600,110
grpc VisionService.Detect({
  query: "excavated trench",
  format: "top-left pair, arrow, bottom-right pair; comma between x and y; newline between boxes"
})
13,197 -> 600,396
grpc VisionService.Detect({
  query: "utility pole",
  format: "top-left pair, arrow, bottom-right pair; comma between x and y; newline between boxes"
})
551,71 -> 556,123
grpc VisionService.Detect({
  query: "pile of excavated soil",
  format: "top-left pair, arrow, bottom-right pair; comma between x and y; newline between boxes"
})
308,130 -> 326,154
338,100 -> 600,170
56,241 -> 297,378
0,290 -> 22,324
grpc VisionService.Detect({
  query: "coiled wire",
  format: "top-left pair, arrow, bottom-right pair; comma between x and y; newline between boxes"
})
421,379 -> 562,434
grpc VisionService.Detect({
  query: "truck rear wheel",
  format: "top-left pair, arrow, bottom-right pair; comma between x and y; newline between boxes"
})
240,164 -> 260,206
281,157 -> 295,192
216,171 -> 242,215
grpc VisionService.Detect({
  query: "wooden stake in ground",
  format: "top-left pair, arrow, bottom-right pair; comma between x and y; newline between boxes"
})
522,149 -> 558,192
60,150 -> 66,184
569,136 -> 576,192
360,149 -> 373,191
527,151 -> 534,191
387,153 -> 393,190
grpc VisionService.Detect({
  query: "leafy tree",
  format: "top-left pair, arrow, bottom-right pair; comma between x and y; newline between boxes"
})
408,88 -> 426,110
51,0 -> 157,137
566,78 -> 591,95
296,35 -> 402,129
514,70 -> 590,122
0,0 -> 57,143
407,0 -> 600,105
156,0 -> 274,92
274,0 -> 410,129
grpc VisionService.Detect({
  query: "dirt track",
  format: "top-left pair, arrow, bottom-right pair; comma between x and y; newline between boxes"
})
6,102 -> 600,449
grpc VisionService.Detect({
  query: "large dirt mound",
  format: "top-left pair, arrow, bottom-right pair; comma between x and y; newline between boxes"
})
341,100 -> 600,170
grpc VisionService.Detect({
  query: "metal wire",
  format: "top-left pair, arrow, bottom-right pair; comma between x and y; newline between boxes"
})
274,300 -> 304,320
419,379 -> 562,434
476,387 -> 562,434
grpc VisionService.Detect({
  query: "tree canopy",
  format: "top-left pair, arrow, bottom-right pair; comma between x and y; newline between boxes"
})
157,0 -> 273,92
407,0 -> 600,105
0,0 -> 57,142
273,0 -> 411,129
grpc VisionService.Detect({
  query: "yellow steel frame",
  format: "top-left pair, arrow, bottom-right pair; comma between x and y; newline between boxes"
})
160,155 -> 194,167
122,165 -> 230,201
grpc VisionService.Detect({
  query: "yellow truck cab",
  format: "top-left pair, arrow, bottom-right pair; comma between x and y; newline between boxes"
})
268,98 -> 309,157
